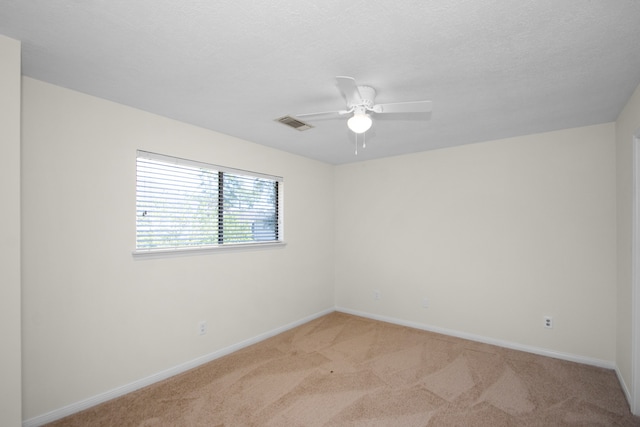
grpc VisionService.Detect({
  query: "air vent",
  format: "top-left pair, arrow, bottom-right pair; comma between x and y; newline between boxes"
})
275,115 -> 313,131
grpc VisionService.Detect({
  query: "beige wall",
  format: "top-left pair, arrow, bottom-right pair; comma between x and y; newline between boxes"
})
0,35 -> 22,427
20,78 -> 335,420
616,83 -> 640,405
335,124 -> 617,362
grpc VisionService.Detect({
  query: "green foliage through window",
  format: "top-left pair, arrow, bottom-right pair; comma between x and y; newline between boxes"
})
136,151 -> 281,250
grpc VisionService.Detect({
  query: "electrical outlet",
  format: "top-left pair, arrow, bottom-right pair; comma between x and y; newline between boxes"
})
198,321 -> 207,335
543,316 -> 553,329
421,297 -> 429,308
373,290 -> 381,301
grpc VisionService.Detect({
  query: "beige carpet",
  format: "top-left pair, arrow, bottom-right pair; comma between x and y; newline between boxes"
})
47,312 -> 640,426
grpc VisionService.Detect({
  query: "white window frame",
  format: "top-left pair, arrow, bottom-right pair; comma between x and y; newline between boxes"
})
132,150 -> 285,259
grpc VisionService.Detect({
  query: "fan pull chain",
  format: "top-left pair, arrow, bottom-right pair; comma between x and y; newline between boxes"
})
354,132 -> 368,155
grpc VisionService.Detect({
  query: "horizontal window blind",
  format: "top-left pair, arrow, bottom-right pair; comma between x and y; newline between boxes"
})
136,151 -> 282,251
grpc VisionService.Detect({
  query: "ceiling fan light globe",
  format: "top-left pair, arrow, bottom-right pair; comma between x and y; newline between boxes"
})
347,113 -> 372,134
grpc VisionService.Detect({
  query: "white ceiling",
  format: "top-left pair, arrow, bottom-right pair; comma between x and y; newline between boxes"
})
2,1 -> 640,164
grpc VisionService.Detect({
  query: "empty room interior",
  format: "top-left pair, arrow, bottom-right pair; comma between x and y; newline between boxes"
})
2,1 -> 640,426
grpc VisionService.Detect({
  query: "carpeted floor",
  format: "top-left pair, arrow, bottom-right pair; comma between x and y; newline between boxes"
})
47,312 -> 640,426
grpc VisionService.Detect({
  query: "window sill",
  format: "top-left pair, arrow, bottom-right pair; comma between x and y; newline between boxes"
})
132,241 -> 287,260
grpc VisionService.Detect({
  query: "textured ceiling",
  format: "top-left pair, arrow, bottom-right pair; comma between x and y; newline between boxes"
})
2,1 -> 640,164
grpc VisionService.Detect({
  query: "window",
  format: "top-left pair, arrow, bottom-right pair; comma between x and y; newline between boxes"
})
135,151 -> 282,254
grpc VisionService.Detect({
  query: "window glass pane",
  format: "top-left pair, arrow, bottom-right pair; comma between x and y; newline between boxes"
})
222,174 -> 278,243
135,151 -> 281,251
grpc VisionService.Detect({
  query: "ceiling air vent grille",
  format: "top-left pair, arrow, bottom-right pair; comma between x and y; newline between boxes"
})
275,115 -> 313,131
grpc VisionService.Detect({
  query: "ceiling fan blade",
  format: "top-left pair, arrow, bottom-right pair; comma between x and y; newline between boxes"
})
295,109 -> 351,118
336,76 -> 362,107
372,100 -> 432,114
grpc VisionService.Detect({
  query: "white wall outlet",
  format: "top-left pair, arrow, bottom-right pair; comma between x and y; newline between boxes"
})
421,297 -> 429,308
543,316 -> 553,329
373,290 -> 381,301
198,320 -> 207,335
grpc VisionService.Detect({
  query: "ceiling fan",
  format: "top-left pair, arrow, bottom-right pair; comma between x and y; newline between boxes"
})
296,76 -> 433,135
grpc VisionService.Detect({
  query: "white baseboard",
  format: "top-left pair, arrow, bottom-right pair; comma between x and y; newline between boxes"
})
335,306 -> 616,370
615,365 -> 633,412
22,307 -> 334,427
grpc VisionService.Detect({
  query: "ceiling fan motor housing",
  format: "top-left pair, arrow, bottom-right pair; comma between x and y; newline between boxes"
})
353,86 -> 376,109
